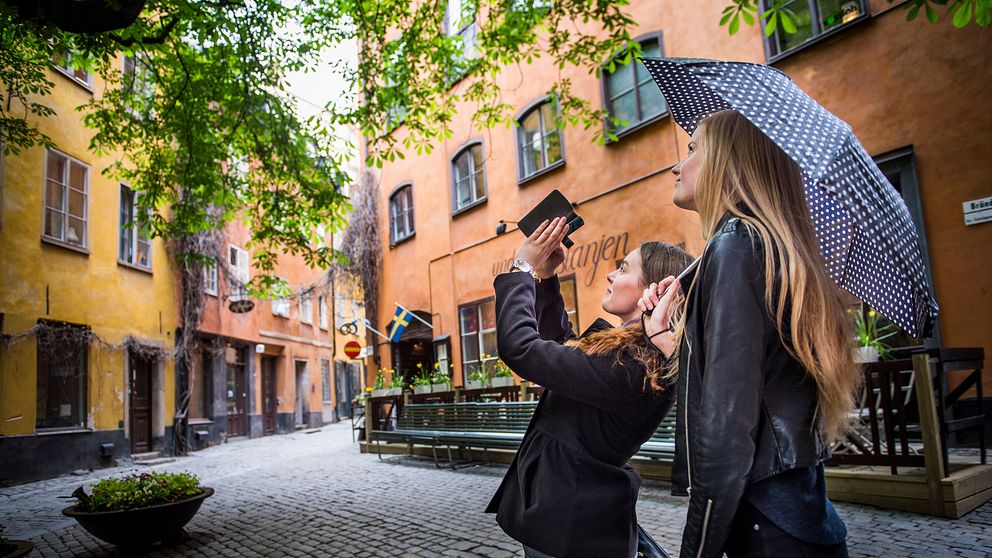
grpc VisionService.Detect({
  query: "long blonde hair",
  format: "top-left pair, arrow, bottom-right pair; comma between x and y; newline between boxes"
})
568,241 -> 693,392
673,110 -> 860,441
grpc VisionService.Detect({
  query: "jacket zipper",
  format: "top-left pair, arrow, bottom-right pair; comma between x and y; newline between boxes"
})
696,498 -> 714,558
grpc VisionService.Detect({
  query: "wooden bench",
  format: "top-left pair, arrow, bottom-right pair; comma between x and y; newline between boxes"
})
369,401 -> 677,468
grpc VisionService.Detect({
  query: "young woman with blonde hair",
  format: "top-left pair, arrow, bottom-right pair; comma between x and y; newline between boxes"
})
487,220 -> 691,558
641,110 -> 860,557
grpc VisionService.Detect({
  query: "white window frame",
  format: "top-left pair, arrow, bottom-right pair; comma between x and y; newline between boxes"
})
451,143 -> 486,213
52,51 -> 93,90
118,183 -> 152,270
43,149 -> 89,251
272,276 -> 290,318
300,292 -> 314,325
203,257 -> 219,296
122,53 -> 155,115
459,299 -> 497,377
445,0 -> 479,63
516,99 -> 565,181
228,245 -> 250,302
318,295 -> 329,329
388,183 -> 415,244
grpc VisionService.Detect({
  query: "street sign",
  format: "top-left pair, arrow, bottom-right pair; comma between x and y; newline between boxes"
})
344,341 -> 362,359
963,195 -> 992,226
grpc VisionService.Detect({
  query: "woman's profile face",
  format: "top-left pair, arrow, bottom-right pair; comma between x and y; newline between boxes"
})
672,128 -> 702,212
602,248 -> 646,322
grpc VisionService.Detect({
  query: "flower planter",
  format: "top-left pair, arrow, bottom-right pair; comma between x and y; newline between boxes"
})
491,376 -> 514,388
854,346 -> 879,363
62,487 -> 213,553
465,380 -> 487,390
372,387 -> 402,397
413,385 -> 431,394
0,540 -> 34,558
430,383 -> 451,393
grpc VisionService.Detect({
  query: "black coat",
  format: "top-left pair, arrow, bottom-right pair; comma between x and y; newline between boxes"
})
671,214 -> 829,558
486,273 -> 675,558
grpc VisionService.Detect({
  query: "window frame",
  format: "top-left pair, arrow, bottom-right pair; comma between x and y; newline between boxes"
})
388,182 -> 415,245
458,297 -> 498,379
118,183 -> 153,272
52,51 -> 93,91
761,0 -> 870,63
318,295 -> 329,329
203,257 -> 219,297
228,244 -> 250,302
450,140 -> 488,215
271,276 -> 291,318
600,32 -> 670,142
444,0 -> 480,84
42,148 -> 90,254
35,321 -> 89,431
300,292 -> 314,325
515,96 -> 567,185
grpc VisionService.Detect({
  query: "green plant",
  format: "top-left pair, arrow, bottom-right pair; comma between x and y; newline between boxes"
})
468,369 -> 491,386
493,359 -> 513,378
388,369 -> 406,389
72,472 -> 201,513
413,364 -> 432,387
372,372 -> 386,391
852,308 -> 898,359
430,362 -> 453,386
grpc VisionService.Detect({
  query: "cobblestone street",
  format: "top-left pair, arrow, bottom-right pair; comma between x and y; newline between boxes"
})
2,420 -> 990,557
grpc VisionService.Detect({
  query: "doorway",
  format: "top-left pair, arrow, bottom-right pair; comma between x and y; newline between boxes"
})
294,360 -> 308,428
261,356 -> 278,435
335,361 -> 363,420
129,352 -> 154,454
225,345 -> 248,437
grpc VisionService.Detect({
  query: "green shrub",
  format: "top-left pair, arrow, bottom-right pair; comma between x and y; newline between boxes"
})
75,471 -> 202,512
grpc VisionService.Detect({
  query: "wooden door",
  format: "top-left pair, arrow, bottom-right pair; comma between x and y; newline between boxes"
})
262,356 -> 277,435
226,360 -> 248,437
129,354 -> 153,453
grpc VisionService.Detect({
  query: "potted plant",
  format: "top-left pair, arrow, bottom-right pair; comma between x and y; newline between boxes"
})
386,368 -> 405,396
413,364 -> 433,394
466,369 -> 490,390
62,471 -> 213,555
491,358 -> 515,388
852,307 -> 898,363
429,362 -> 453,393
0,523 -> 33,558
371,371 -> 389,397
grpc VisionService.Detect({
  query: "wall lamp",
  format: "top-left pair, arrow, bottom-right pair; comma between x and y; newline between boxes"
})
495,219 -> 518,235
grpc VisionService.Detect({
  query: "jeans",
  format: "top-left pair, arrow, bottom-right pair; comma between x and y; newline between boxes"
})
724,499 -> 849,558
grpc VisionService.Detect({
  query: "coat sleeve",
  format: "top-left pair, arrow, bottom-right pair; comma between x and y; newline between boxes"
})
494,272 -> 645,409
680,232 -> 768,558
534,275 -> 577,344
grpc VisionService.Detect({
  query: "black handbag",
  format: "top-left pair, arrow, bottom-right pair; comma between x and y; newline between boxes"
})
636,524 -> 671,558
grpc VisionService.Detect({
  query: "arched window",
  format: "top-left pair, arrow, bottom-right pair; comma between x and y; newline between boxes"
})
516,98 -> 564,181
389,183 -> 415,244
451,143 -> 486,212
602,33 -> 668,138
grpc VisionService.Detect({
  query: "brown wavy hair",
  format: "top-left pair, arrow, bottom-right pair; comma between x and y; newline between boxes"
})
670,110 -> 861,441
565,241 -> 693,392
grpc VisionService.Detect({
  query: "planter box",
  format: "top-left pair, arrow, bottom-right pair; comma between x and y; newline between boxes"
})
413,385 -> 431,394
62,487 -> 214,553
372,388 -> 403,397
465,380 -> 487,390
430,383 -> 451,393
491,377 -> 514,388
854,346 -> 879,363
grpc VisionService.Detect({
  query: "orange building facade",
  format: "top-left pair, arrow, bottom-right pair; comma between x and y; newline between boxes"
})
364,0 -> 992,417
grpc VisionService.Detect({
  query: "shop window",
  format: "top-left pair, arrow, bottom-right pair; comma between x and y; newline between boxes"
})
44,149 -> 89,249
459,299 -> 497,377
764,0 -> 868,60
452,143 -> 487,212
389,183 -> 415,244
603,34 -> 668,137
36,321 -> 88,430
119,183 -> 151,270
516,98 -> 564,181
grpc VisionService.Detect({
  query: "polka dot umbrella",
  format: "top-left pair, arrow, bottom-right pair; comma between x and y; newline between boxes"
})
641,57 -> 938,338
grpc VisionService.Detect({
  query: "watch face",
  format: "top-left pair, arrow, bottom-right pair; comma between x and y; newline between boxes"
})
514,259 -> 533,273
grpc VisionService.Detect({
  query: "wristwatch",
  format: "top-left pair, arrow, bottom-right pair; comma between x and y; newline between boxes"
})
509,259 -> 538,280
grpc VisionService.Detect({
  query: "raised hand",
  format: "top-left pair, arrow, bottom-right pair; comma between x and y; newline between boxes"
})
515,217 -> 570,275
637,276 -> 680,357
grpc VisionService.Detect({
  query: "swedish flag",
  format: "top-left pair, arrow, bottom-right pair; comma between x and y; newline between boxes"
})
387,306 -> 412,343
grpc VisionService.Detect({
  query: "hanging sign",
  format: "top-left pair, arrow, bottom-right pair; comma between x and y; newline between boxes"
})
344,341 -> 362,359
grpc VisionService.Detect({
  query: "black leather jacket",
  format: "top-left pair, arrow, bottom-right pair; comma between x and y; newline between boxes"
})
671,213 -> 829,558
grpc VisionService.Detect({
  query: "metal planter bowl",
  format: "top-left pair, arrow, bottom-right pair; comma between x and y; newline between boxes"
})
62,487 -> 213,551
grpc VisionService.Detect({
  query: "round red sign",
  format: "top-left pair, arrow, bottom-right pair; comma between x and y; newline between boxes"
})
344,341 -> 362,359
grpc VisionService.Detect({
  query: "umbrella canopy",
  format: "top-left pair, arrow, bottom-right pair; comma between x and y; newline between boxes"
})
641,57 -> 938,338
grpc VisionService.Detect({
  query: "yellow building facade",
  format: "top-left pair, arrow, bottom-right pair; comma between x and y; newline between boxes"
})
0,56 -> 178,484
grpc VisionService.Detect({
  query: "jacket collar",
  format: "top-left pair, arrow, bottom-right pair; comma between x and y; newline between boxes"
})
678,209 -> 745,293
579,318 -> 614,338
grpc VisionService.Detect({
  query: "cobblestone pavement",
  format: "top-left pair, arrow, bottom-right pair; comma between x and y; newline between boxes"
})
2,421 -> 990,557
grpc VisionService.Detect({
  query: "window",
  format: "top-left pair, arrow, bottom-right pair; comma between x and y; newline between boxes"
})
119,184 -> 151,269
516,99 -> 564,181
763,0 -> 868,60
122,54 -> 155,114
321,360 -> 332,403
189,349 -> 212,420
228,245 -> 250,302
389,184 -> 415,244
318,295 -> 329,329
272,277 -> 290,317
52,51 -> 92,88
452,143 -> 486,212
203,258 -> 218,296
300,292 -> 313,325
459,299 -> 497,377
36,322 -> 88,430
559,275 -> 580,334
445,0 -> 479,78
44,150 -> 89,249
603,36 -> 668,137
